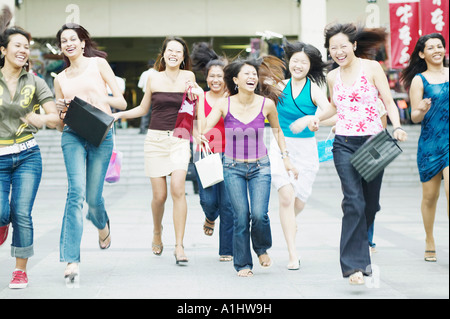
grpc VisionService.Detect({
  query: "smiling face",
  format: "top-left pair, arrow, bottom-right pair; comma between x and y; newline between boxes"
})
1,33 -> 30,69
234,64 -> 258,92
59,29 -> 85,58
163,40 -> 184,69
206,65 -> 225,93
328,32 -> 356,67
289,51 -> 311,80
420,37 -> 446,66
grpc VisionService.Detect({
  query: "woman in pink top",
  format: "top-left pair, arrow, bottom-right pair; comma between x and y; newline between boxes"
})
54,24 -> 126,284
309,23 -> 407,285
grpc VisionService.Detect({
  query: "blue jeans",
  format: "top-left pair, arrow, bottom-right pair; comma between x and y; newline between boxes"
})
0,146 -> 42,259
195,152 -> 234,256
60,126 -> 113,263
223,155 -> 272,272
333,135 -> 384,277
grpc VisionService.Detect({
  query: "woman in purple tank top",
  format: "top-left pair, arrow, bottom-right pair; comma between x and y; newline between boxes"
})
196,57 -> 298,277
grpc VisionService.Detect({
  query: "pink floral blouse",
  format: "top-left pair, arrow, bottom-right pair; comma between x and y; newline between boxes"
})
333,60 -> 383,136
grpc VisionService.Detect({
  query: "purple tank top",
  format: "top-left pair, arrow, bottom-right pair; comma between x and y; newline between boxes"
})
224,97 -> 267,160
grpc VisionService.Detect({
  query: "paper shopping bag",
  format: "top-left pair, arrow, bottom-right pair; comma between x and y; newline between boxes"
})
173,89 -> 196,140
317,128 -> 335,163
194,143 -> 224,188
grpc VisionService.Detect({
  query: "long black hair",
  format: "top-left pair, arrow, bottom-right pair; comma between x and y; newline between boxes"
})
324,22 -> 387,60
284,41 -> 328,87
401,33 -> 447,90
191,42 -> 227,77
224,56 -> 285,104
1,5 -> 31,71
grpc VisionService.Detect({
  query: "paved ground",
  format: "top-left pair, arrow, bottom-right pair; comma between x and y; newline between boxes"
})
0,175 -> 448,302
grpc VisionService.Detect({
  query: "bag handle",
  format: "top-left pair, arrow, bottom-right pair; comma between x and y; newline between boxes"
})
200,142 -> 212,159
325,126 -> 335,141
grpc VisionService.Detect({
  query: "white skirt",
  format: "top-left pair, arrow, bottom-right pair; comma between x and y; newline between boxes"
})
269,136 -> 319,202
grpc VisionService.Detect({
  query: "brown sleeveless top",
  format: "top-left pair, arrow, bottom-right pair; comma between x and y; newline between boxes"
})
149,92 -> 184,131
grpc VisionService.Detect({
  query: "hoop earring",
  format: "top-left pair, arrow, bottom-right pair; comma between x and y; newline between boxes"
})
181,61 -> 185,69
235,84 -> 238,91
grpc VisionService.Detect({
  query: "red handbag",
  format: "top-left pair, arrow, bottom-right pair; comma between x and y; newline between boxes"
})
173,88 -> 197,140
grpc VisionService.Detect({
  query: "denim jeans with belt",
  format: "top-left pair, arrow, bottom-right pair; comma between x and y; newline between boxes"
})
0,145 -> 42,259
333,135 -> 384,277
195,152 -> 234,256
223,155 -> 272,272
60,126 -> 113,263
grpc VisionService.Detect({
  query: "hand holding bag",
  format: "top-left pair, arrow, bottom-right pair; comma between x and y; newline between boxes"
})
105,127 -> 123,183
317,127 -> 335,163
350,129 -> 403,182
63,96 -> 114,147
194,143 -> 224,188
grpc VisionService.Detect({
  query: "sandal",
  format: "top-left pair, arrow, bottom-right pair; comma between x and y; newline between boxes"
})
152,226 -> 163,256
237,269 -> 254,277
349,271 -> 365,285
174,244 -> 188,265
98,221 -> 111,250
203,218 -> 215,236
287,259 -> 300,270
64,263 -> 79,285
424,250 -> 437,262
258,253 -> 272,268
219,255 -> 233,262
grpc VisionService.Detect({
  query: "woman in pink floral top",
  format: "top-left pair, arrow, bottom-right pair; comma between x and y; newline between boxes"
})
309,23 -> 407,285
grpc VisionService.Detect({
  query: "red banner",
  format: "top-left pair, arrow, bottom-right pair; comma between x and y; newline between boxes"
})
389,0 -> 421,69
420,0 -> 449,58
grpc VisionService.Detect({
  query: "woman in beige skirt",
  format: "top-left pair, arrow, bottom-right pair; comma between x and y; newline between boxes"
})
114,37 -> 197,264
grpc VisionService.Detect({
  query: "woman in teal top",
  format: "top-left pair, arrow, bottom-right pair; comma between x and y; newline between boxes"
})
269,41 -> 333,270
402,33 -> 449,263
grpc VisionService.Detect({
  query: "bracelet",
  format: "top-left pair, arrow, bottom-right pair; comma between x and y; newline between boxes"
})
281,150 -> 289,159
393,127 -> 405,134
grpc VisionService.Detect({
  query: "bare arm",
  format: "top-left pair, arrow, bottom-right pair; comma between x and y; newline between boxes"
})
265,98 -> 299,179
97,58 -> 127,110
409,75 -> 431,124
370,60 -> 407,141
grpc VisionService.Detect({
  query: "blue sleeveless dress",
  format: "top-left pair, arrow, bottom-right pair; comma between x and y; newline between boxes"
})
416,73 -> 449,182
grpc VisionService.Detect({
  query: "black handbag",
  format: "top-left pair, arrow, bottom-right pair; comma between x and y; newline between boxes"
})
63,96 -> 114,147
350,129 -> 403,182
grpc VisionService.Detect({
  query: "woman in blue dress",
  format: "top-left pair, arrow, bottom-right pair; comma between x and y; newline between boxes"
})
402,33 -> 449,262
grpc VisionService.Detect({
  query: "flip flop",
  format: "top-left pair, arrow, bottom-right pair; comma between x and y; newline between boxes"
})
203,218 -> 215,236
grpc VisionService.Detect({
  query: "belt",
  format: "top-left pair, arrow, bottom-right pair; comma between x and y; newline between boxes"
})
0,139 -> 38,156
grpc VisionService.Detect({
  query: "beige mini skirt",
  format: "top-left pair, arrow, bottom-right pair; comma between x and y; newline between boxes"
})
144,129 -> 191,178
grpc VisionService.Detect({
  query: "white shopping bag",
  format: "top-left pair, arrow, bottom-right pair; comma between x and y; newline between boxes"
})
194,143 -> 224,188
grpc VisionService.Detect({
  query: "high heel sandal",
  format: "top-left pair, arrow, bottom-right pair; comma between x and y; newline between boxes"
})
152,225 -> 163,256
64,263 -> 79,286
98,220 -> 111,250
174,244 -> 188,265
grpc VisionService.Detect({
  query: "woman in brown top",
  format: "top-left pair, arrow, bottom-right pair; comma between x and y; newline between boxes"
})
114,37 -> 195,264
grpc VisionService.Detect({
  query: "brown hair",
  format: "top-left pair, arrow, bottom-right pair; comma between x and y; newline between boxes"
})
155,37 -> 192,72
56,23 -> 107,67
